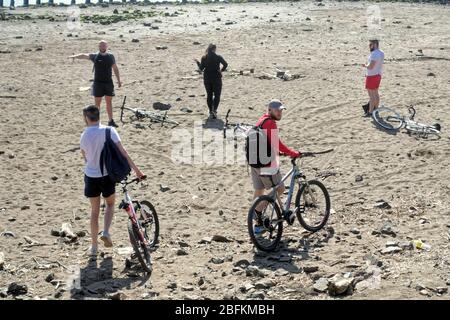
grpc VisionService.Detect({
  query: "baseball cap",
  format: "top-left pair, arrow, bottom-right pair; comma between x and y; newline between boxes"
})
268,99 -> 286,110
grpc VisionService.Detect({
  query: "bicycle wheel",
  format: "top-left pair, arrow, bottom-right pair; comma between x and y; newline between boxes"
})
247,195 -> 283,252
295,180 -> 331,232
127,220 -> 152,273
405,123 -> 441,139
136,200 -> 159,248
372,107 -> 404,131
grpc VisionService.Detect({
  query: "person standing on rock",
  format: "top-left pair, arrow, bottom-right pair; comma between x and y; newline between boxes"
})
80,105 -> 145,257
70,40 -> 122,127
195,44 -> 228,119
362,39 -> 384,117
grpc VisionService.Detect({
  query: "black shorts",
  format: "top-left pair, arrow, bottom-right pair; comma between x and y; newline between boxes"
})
92,81 -> 115,97
84,175 -> 116,198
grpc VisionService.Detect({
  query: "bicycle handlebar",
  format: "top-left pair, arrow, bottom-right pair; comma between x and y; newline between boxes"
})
291,149 -> 334,165
122,175 -> 147,186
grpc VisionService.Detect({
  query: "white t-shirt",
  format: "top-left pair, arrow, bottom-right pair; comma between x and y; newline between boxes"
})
367,49 -> 384,76
80,124 -> 121,178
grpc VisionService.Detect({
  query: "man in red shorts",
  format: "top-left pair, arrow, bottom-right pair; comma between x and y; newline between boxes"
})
362,39 -> 384,117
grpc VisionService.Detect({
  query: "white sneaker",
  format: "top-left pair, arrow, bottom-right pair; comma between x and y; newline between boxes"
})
100,231 -> 113,248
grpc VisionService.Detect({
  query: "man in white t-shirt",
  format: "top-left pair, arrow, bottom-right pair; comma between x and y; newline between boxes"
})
80,105 -> 145,257
362,39 -> 385,116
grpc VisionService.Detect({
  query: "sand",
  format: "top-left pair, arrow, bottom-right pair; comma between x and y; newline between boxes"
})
1,1 -> 450,300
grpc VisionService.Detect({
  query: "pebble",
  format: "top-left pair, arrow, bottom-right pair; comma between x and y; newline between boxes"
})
254,279 -> 276,289
7,283 -> 28,296
374,200 -> 392,210
131,39 -> 140,43
212,235 -> 231,243
159,184 -> 170,192
381,246 -> 402,254
303,266 -> 319,274
355,175 -> 363,182
210,257 -> 225,264
328,275 -> 354,296
313,277 -> 329,293
176,249 -> 188,256
233,259 -> 250,269
167,281 -> 177,290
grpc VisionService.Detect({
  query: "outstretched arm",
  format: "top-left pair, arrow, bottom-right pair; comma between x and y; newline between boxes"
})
69,53 -> 90,61
112,64 -> 122,88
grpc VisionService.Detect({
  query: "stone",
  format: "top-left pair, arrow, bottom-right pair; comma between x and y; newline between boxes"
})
7,283 -> 28,296
199,237 -> 212,244
254,279 -> 276,289
381,246 -> 402,254
212,235 -> 231,243
21,205 -> 30,210
233,259 -> 250,269
313,277 -> 329,293
167,281 -> 177,290
328,275 -> 354,296
45,273 -> 55,283
108,291 -> 127,300
181,286 -> 194,292
355,175 -> 363,182
131,39 -> 140,43
159,184 -> 170,192
155,46 -> 168,50
180,107 -> 193,113
210,257 -> 225,264
0,252 -> 4,270
303,266 -> 319,274
374,200 -> 392,210
350,228 -> 360,235
60,223 -> 76,239
176,249 -> 188,256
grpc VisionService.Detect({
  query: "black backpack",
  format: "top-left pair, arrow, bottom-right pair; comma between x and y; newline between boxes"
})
245,118 -> 273,168
99,127 -> 131,182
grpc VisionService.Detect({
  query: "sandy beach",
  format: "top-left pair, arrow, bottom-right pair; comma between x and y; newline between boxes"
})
1,1 -> 450,300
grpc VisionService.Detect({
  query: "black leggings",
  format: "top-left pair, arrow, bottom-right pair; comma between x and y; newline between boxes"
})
204,78 -> 222,113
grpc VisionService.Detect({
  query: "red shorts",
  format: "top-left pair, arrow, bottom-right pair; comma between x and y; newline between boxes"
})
365,74 -> 382,90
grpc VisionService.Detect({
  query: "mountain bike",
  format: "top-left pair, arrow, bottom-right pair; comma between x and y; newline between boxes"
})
248,150 -> 333,252
119,175 -> 159,273
372,105 -> 441,139
119,96 -> 179,127
223,109 -> 253,139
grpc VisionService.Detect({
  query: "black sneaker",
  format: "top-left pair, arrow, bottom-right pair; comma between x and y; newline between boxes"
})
362,102 -> 370,114
363,112 -> 372,118
108,119 -> 119,128
211,111 -> 217,119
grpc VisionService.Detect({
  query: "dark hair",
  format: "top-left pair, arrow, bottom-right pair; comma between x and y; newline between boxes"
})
369,39 -> 379,47
203,43 -> 217,59
83,105 -> 100,122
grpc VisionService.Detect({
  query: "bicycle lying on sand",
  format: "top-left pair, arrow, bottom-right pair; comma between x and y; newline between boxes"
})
372,105 -> 441,139
248,150 -> 333,252
120,96 -> 179,127
119,175 -> 160,273
223,109 -> 253,139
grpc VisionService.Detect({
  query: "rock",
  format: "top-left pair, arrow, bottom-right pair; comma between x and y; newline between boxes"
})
240,283 -> 255,292
313,277 -> 329,293
0,252 -> 5,270
1,231 -> 15,238
159,184 -> 170,192
143,22 -> 152,27
178,240 -> 189,248
249,291 -> 265,300
176,249 -> 188,256
246,266 -> 266,278
131,39 -> 140,43
113,9 -> 119,14
212,235 -> 231,243
181,286 -> 194,292
197,277 -> 205,286
24,236 -> 39,245
427,72 -> 436,77
180,107 -> 193,113
254,279 -> 276,289
303,266 -> 319,274
7,283 -> 28,296
167,281 -> 177,290
50,229 -> 61,237
381,246 -> 402,254
199,237 -> 212,244
45,273 -> 55,283
193,41 -> 201,45
76,231 -> 86,238
155,46 -> 168,50
153,102 -> 172,111
60,223 -> 76,239
210,257 -> 225,264
419,289 -> 430,296
8,217 -> 16,222
350,228 -> 360,235
51,176 -> 58,181
21,205 -> 30,210
374,200 -> 392,210
233,259 -> 250,269
355,175 -> 363,182
377,221 -> 397,237
108,291 -> 127,300
328,275 -> 354,296
385,241 -> 398,247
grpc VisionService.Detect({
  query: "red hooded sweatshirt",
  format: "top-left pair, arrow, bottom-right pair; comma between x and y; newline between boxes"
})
255,113 -> 300,166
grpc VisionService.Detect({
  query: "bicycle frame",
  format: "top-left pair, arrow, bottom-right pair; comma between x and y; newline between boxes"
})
119,182 -> 147,244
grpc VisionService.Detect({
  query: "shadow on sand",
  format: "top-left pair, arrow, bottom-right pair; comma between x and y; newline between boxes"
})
70,256 -> 150,300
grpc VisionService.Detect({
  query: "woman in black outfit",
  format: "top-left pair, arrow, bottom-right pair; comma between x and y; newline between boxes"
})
195,44 -> 228,119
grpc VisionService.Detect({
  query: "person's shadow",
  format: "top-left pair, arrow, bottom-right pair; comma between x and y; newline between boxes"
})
202,118 -> 225,130
70,255 -> 150,300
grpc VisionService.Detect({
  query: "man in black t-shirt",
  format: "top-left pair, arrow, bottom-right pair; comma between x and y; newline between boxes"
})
70,40 -> 122,127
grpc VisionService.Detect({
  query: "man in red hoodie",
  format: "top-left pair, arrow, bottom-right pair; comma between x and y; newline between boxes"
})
251,100 -> 301,231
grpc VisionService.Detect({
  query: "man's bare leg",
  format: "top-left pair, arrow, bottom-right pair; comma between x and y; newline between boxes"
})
368,89 -> 376,113
105,95 -> 113,122
103,194 -> 115,235
89,196 -> 101,249
373,89 -> 380,109
94,96 -> 102,108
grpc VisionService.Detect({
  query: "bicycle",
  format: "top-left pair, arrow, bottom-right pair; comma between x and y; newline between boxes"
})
119,96 -> 179,127
119,175 -> 160,273
223,109 -> 254,139
372,105 -> 441,139
248,150 -> 333,252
